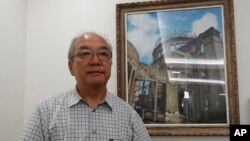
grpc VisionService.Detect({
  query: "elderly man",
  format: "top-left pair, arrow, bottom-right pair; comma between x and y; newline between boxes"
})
20,32 -> 151,141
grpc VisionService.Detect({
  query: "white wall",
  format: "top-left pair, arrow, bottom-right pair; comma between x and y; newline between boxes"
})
0,0 -> 249,140
0,0 -> 26,140
24,0 -> 154,120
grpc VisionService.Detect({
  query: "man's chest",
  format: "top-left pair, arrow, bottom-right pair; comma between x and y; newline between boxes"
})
48,105 -> 132,141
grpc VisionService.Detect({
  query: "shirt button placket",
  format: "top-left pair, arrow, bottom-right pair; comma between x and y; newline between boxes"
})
92,108 -> 97,138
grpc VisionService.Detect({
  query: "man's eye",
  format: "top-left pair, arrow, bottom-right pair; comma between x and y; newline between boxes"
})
98,52 -> 109,57
79,52 -> 91,56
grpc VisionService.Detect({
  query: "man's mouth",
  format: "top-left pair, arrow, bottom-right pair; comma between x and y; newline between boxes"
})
87,70 -> 103,74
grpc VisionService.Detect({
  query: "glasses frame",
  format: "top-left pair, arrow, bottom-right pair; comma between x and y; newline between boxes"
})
72,49 -> 112,61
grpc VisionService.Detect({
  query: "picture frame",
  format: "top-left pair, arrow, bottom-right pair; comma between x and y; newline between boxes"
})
116,0 -> 239,136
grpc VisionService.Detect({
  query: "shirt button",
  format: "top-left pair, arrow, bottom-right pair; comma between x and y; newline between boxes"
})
93,109 -> 96,112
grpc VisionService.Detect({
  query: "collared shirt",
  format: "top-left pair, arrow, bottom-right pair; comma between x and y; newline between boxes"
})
19,88 -> 151,141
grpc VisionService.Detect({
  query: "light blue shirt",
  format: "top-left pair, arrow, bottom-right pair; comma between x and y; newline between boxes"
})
19,88 -> 151,141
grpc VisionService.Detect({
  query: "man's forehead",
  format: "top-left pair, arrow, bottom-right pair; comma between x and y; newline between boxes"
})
78,46 -> 109,50
74,34 -> 107,46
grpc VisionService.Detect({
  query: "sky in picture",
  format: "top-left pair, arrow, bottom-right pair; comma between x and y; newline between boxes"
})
126,6 -> 223,64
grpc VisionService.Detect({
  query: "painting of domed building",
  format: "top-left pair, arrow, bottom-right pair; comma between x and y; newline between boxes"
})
127,27 -> 226,124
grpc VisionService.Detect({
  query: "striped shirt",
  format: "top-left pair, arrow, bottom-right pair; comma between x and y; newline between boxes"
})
19,88 -> 151,141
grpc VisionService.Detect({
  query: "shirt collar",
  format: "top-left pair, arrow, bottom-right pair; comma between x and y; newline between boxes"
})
67,88 -> 82,107
105,92 -> 114,110
67,87 -> 114,111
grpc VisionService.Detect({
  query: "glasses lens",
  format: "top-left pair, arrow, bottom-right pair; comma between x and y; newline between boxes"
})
75,49 -> 111,61
97,50 -> 111,60
78,50 -> 92,59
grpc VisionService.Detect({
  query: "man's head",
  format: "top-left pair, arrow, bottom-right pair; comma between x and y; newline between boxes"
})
68,32 -> 112,88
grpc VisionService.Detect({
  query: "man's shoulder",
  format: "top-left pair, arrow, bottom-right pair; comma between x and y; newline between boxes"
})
107,92 -> 135,113
36,89 -> 73,110
107,92 -> 127,106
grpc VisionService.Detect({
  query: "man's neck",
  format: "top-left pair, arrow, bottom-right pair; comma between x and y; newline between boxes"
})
76,84 -> 106,108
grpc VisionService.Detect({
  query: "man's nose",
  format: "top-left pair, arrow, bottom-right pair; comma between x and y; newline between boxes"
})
89,53 -> 101,64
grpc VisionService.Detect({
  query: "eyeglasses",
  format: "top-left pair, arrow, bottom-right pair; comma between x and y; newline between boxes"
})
72,49 -> 112,61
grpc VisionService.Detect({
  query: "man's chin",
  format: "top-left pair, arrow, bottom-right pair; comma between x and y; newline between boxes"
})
83,75 -> 108,86
87,79 -> 106,86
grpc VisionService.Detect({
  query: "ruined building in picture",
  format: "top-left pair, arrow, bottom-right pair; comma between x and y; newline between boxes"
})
127,27 -> 227,124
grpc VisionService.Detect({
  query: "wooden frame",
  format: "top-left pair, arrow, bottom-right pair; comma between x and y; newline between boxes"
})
116,0 -> 239,136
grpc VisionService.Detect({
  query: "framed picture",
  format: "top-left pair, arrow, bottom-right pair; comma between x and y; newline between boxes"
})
116,0 -> 239,136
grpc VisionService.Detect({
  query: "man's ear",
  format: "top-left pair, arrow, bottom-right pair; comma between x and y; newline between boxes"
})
68,60 -> 74,76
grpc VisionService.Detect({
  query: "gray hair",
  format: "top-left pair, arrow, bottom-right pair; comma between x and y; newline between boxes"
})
67,32 -> 112,60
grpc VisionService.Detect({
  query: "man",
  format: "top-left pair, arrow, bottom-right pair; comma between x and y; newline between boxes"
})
20,32 -> 151,141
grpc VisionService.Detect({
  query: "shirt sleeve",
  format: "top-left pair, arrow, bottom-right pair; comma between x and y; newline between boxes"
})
19,104 -> 49,141
131,110 -> 151,141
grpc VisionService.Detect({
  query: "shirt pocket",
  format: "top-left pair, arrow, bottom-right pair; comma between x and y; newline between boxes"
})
95,137 -> 125,141
49,122 -> 65,140
95,126 -> 132,141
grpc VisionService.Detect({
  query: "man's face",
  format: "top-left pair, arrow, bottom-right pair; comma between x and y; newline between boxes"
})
68,33 -> 112,87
